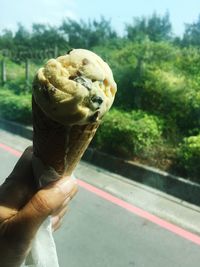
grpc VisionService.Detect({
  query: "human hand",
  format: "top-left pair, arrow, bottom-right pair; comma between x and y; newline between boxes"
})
0,147 -> 78,267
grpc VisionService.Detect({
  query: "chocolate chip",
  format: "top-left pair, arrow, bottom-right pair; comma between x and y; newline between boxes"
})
69,71 -> 82,81
74,76 -> 92,91
91,96 -> 103,105
69,75 -> 77,80
82,58 -> 89,65
89,111 -> 100,122
67,48 -> 74,54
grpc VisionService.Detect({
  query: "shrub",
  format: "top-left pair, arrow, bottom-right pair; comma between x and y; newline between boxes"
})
95,41 -> 200,136
141,69 -> 200,135
0,89 -> 32,124
177,135 -> 200,181
102,40 -> 178,110
93,109 -> 163,158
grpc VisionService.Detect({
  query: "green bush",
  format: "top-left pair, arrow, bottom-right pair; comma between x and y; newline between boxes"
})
93,109 -> 163,157
140,68 -> 200,135
95,41 -> 200,135
103,40 -> 178,110
0,89 -> 32,124
177,135 -> 200,181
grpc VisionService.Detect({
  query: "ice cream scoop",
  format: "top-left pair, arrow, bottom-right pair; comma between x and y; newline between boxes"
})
33,49 -> 117,125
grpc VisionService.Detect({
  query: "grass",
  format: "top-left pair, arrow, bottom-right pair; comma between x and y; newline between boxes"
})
1,57 -> 42,93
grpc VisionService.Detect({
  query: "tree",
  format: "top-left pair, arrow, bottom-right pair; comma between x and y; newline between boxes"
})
60,19 -> 88,48
125,12 -> 172,42
14,24 -> 30,49
31,23 -> 67,51
87,17 -> 117,47
182,15 -> 200,46
60,17 -> 117,49
0,29 -> 14,50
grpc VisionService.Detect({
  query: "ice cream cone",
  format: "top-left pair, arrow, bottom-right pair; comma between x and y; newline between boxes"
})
32,49 -> 116,184
32,96 -> 100,181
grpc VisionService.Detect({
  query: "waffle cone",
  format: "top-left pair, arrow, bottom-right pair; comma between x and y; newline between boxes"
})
32,96 -> 100,181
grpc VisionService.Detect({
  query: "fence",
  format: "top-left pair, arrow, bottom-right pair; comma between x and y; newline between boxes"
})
0,46 -> 58,61
0,46 -> 59,89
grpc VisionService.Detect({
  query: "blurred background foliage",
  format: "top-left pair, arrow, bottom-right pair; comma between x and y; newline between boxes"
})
0,13 -> 200,181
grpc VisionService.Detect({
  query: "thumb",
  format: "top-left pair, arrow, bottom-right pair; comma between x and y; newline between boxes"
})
13,177 -> 77,239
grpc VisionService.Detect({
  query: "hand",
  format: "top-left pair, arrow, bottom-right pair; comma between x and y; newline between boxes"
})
0,147 -> 78,267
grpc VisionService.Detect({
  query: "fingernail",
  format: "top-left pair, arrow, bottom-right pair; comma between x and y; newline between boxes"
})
59,179 -> 75,194
51,215 -> 59,225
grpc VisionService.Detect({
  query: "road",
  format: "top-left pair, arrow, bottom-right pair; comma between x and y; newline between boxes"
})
1,128 -> 200,267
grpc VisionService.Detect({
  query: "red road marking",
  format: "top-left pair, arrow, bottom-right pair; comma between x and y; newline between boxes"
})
78,179 -> 200,246
0,143 -> 22,157
1,142 -> 200,246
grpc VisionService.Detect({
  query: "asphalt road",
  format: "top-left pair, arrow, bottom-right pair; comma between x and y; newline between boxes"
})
1,130 -> 200,267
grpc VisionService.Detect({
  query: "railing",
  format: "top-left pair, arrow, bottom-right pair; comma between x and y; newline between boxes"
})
0,46 -> 59,89
0,46 -> 58,61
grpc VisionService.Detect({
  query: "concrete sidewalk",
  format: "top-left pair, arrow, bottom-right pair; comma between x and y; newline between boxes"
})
76,161 -> 200,236
1,127 -> 200,237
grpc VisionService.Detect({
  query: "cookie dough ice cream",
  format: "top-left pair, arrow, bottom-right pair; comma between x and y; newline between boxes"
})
33,49 -> 116,126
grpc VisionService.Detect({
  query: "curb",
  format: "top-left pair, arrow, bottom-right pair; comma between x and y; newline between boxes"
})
0,118 -> 33,140
1,117 -> 200,206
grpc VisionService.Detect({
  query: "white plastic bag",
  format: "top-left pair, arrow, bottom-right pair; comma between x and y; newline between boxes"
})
21,216 -> 59,267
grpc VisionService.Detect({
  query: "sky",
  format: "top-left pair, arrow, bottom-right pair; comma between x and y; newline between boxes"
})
1,0 -> 200,36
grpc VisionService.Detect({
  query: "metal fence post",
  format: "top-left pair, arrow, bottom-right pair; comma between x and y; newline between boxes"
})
1,59 -> 6,86
54,45 -> 58,58
25,58 -> 30,90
